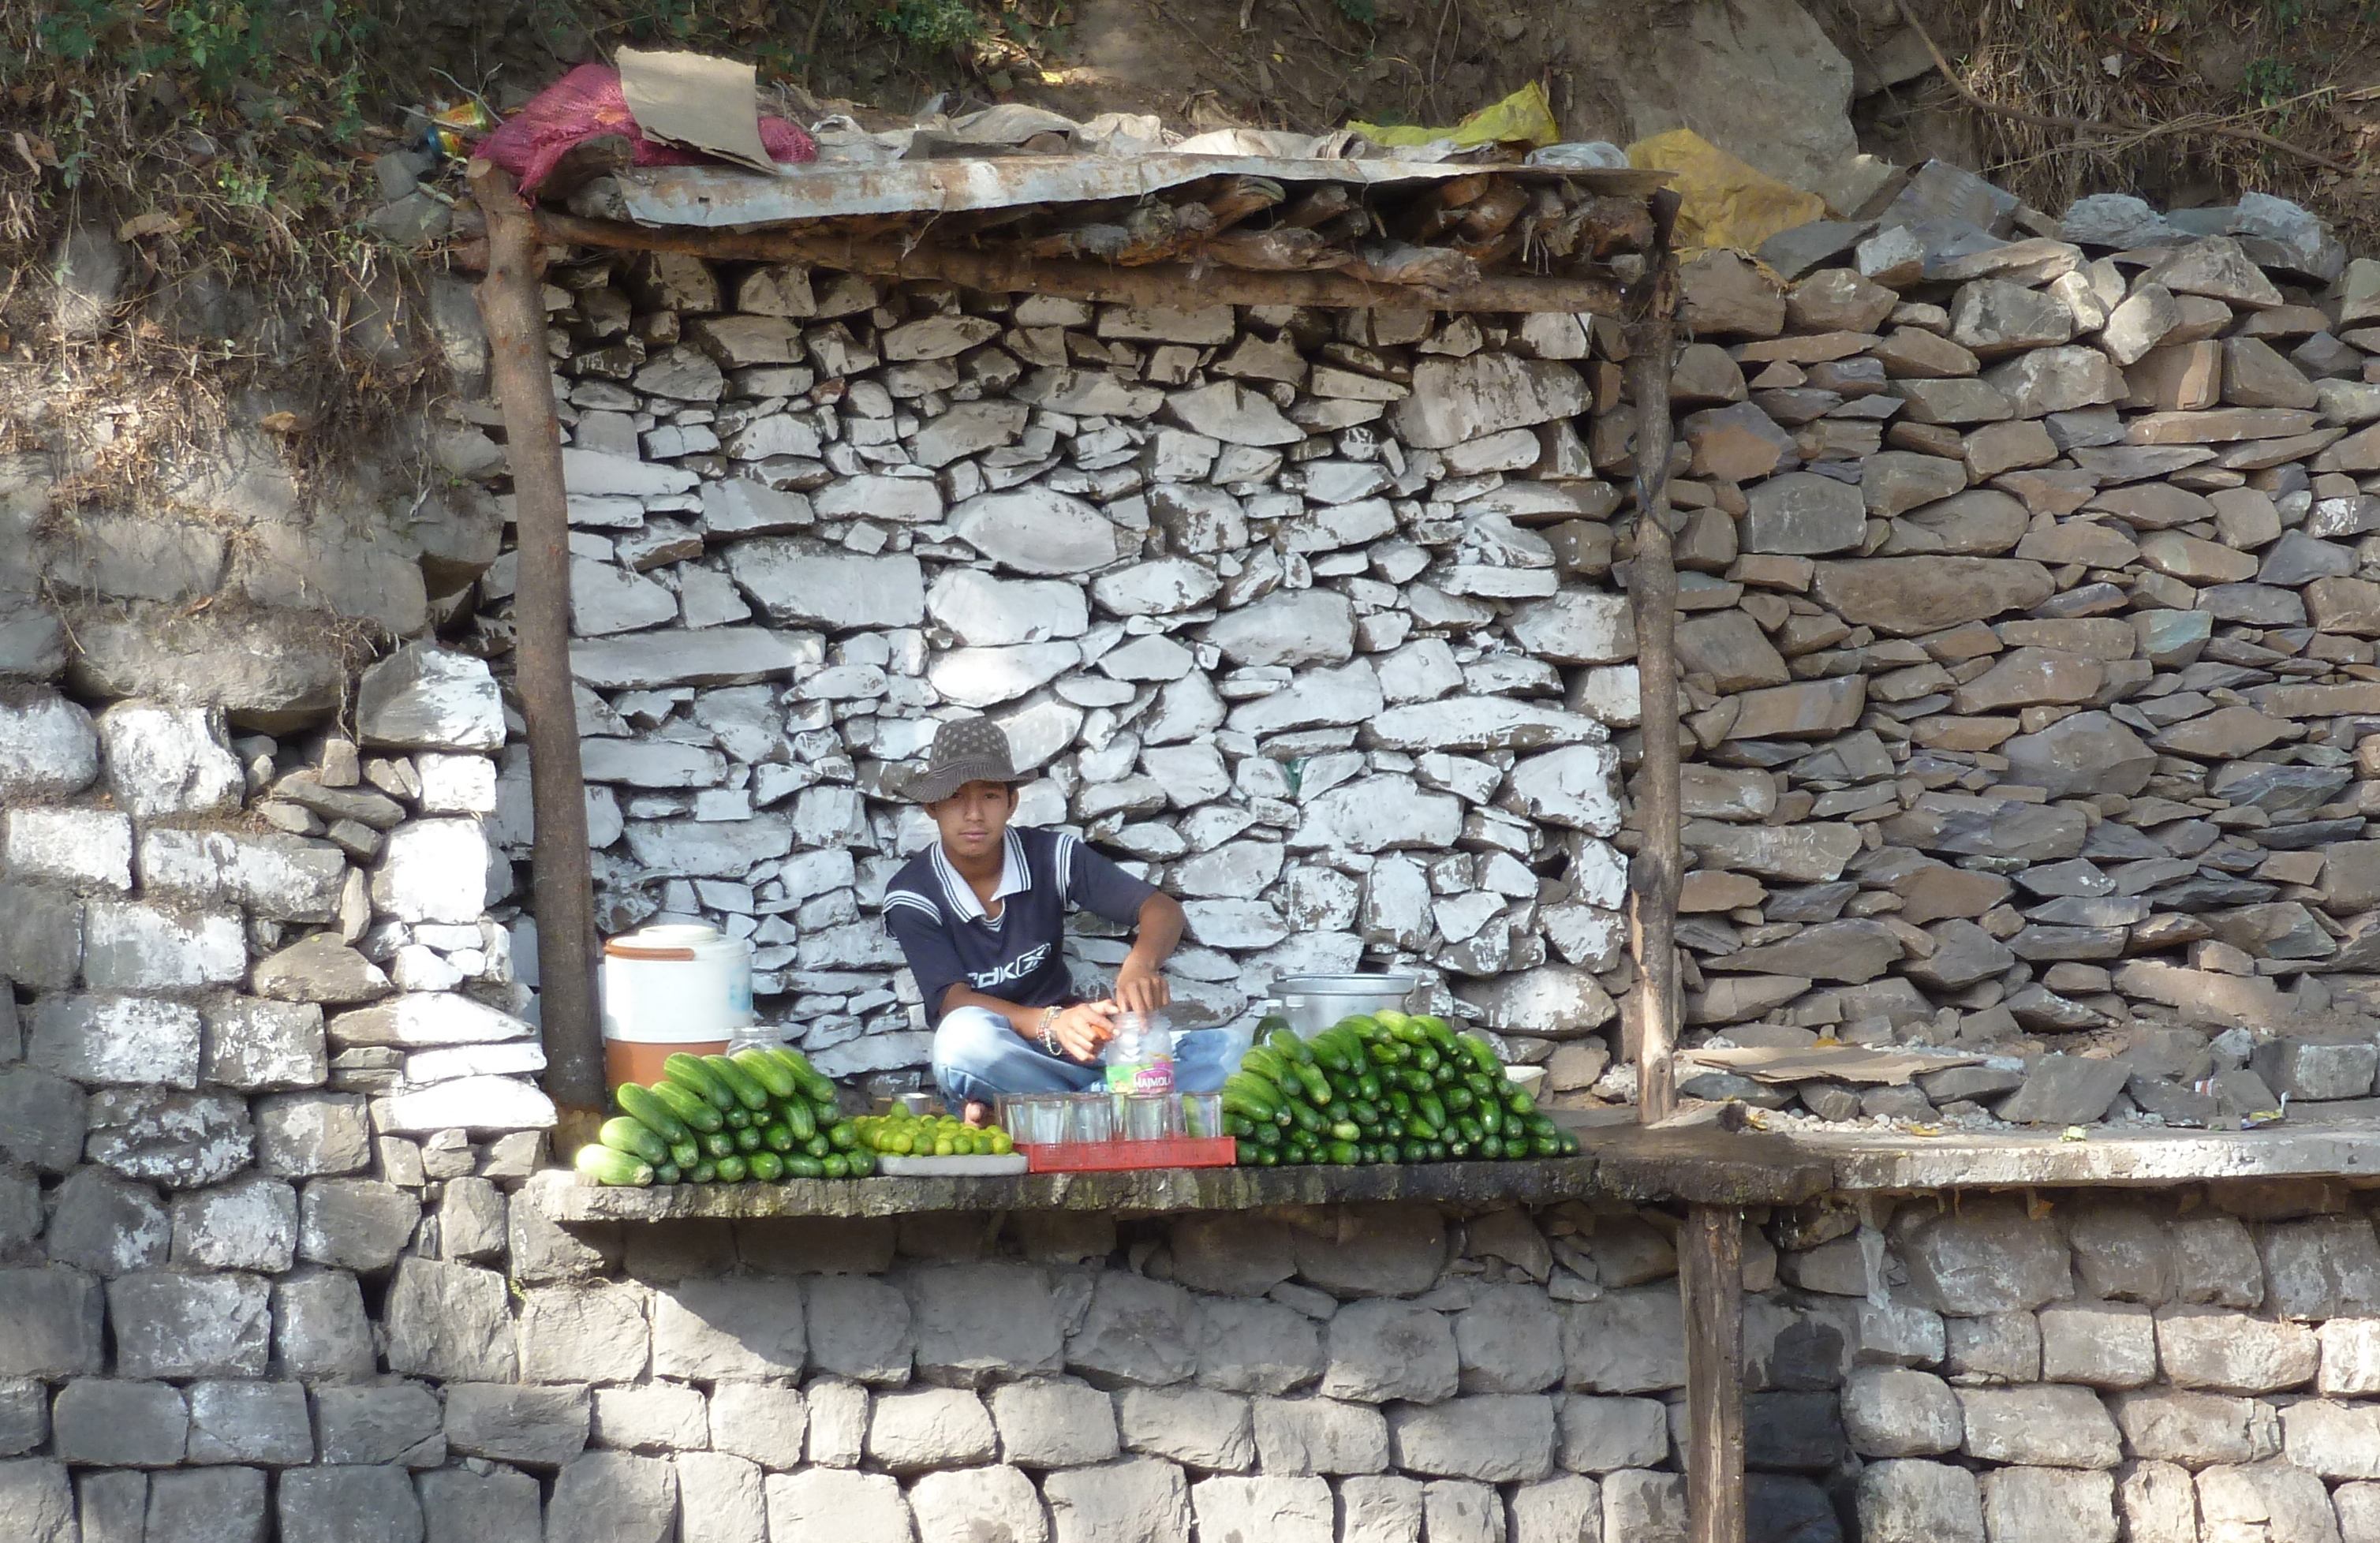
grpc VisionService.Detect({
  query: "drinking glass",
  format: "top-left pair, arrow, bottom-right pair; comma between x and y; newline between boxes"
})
1066,1092 -> 1115,1143
1179,1093 -> 1224,1138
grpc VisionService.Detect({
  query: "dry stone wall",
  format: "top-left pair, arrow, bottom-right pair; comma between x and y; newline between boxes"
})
11,1174 -> 2380,1543
467,255 -> 1637,1094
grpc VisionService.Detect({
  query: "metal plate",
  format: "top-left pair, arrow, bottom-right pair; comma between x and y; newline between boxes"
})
567,155 -> 1671,228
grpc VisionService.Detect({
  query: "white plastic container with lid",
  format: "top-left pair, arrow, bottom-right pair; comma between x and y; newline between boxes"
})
600,923 -> 754,1089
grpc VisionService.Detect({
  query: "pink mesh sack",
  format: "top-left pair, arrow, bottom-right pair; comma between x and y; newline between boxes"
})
478,63 -> 816,196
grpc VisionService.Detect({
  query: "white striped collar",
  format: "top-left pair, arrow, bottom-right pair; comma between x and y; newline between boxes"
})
930,827 -> 1030,924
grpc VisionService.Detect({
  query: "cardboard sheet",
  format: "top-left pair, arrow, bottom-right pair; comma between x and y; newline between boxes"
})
617,47 -> 774,174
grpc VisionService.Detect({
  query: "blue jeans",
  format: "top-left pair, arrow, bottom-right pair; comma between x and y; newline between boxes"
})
930,1006 -> 1239,1108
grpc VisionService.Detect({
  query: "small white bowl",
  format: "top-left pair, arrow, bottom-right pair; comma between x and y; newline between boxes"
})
1504,1065 -> 1546,1090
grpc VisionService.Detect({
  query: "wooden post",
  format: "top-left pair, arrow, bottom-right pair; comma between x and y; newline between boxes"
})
1683,1202 -> 1747,1543
469,161 -> 608,1149
1627,190 -> 1683,1125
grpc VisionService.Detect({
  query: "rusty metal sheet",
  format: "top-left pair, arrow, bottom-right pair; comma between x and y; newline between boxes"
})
566,155 -> 1669,229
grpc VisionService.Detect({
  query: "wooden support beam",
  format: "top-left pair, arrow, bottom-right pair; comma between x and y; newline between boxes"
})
526,208 -> 1627,316
1683,1202 -> 1748,1543
469,160 -> 608,1149
1627,189 -> 1683,1126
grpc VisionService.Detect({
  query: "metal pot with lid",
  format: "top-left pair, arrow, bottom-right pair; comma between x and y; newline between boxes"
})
1259,973 -> 1420,1039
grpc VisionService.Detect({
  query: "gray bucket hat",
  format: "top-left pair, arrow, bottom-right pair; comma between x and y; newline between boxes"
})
897,716 -> 1025,803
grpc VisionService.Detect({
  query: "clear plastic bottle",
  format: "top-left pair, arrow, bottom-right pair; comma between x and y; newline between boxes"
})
1102,1011 -> 1175,1096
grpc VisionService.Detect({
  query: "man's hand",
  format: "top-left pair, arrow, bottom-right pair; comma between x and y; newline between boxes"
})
1114,959 -> 1172,1014
1049,1002 -> 1116,1063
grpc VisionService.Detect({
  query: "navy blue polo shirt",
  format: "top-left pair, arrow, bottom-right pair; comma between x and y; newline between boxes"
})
883,825 -> 1159,1024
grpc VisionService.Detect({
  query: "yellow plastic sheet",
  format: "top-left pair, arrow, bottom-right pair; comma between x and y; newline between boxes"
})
1347,82 -> 1560,151
1624,127 -> 1825,255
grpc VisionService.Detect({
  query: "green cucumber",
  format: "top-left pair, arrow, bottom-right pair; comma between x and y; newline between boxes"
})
734,1125 -> 763,1153
688,1160 -> 718,1183
1293,1063 -> 1333,1108
760,1123 -> 794,1153
599,1117 -> 670,1167
721,1104 -> 753,1130
1326,1141 -> 1361,1165
821,1153 -> 850,1179
615,1084 -> 689,1145
845,1148 -> 876,1177
701,1130 -> 738,1160
576,1145 -> 653,1186
701,1055 -> 772,1111
781,1098 -> 816,1143
664,1053 -> 738,1110
713,1154 -> 748,1183
649,1078 -> 724,1133
784,1156 -> 827,1179
828,1121 -> 860,1152
746,1150 -> 786,1182
652,1161 -> 681,1185
767,1047 -> 839,1106
731,1048 -> 801,1100
669,1139 -> 701,1171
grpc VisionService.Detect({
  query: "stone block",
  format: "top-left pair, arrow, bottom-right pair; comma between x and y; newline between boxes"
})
255,1091 -> 371,1177
2281,1399 -> 2380,1480
591,1384 -> 710,1453
1117,1385 -> 1252,1472
519,1281 -> 649,1385
1980,1466 -> 2116,1543
1044,1458 -> 1190,1543
435,1176 -> 506,1261
384,1257 -> 517,1382
273,1271 -> 375,1381
2319,1319 -> 2380,1395
991,1377 -> 1119,1467
1858,1459 -> 1984,1543
766,1468 -> 916,1543
185,1380 -> 312,1466
313,1381 -> 444,1466
2173,1216 -> 2265,1308
1190,1305 -> 1323,1399
1601,1469 -> 1687,1543
1171,1215 -> 1297,1296
1958,1384 -> 2122,1468
1844,1366 -> 1962,1457
1556,1394 -> 1670,1473
416,1468 -> 542,1543
2261,1216 -> 2380,1319
172,1173 -> 298,1274
707,1380 -> 805,1469
544,1451 -> 678,1543
2039,1300 -> 2160,1388
1070,1272 -> 1201,1389
85,1085 -> 252,1190
0,1458 -> 73,1543
1895,1197 -> 2071,1315
1562,1285 -> 1687,1393
0,882 -> 84,994
2195,1461 -> 2339,1543
43,1165 -> 170,1275
737,1216 -> 895,1276
1507,1476 -> 1601,1543
443,1383 -> 588,1467
1192,1476 -> 1332,1543
203,999 -> 329,1091
110,1271 -> 269,1377
1388,1393 -> 1556,1481
672,1451 -> 767,1543
804,1378 -> 868,1468
868,1384 -> 997,1473
147,1465 -> 270,1543
4,807 -> 130,891
299,1177 -> 420,1271
2066,1206 -> 2174,1304
2157,1306 -> 2318,1393
278,1464 -> 425,1543
51,1378 -> 188,1466
909,1263 -> 1064,1388
0,1377 -> 44,1456
79,1469 -> 146,1543
652,1277 -> 805,1382
2117,1460 -> 2201,1543
0,1064 -> 84,1173
1323,1299 -> 1459,1404
1452,1283 -> 1564,1393
1253,1396 -> 1390,1474
1291,1205 -> 1445,1298
29,992 -> 203,1088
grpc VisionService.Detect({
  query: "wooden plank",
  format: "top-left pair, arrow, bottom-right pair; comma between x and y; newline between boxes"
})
468,161 -> 608,1147
1627,189 -> 1685,1125
525,208 -> 1629,315
1683,1201 -> 1747,1543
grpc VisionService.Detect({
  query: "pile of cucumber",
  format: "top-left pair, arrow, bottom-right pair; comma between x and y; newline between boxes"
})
574,1046 -> 875,1186
1222,1010 -> 1580,1167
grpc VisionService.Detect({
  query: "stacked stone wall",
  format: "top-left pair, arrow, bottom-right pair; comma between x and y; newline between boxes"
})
10,1175 -> 2380,1541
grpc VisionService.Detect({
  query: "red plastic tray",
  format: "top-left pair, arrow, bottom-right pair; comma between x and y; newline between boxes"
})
1021,1137 -> 1237,1173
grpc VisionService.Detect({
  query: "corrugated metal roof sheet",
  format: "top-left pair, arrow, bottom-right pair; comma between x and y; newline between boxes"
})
564,155 -> 1670,229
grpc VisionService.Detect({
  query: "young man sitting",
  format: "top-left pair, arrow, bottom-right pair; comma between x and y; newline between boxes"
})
882,715 -> 1235,1123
